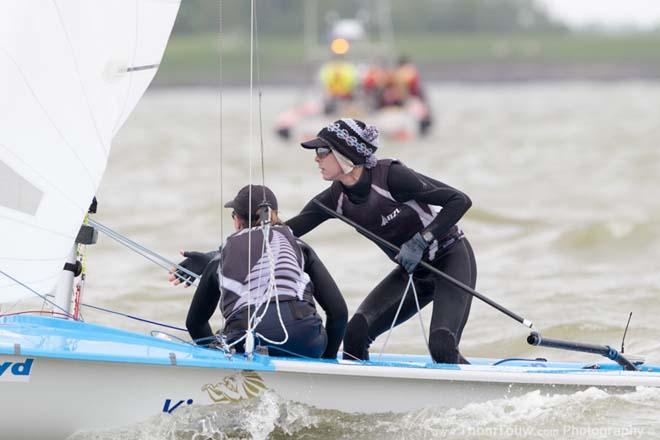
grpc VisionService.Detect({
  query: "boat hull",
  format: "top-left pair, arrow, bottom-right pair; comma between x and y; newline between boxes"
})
1,316 -> 659,438
0,353 -> 653,439
274,97 -> 430,143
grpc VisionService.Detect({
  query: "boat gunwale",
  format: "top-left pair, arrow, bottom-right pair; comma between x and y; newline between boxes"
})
3,314 -> 660,388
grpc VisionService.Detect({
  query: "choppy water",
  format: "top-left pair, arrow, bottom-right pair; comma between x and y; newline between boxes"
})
72,83 -> 660,438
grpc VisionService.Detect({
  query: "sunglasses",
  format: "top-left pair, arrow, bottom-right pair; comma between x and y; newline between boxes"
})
315,146 -> 332,159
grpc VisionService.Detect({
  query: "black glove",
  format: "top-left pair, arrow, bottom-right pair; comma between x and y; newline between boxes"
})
395,233 -> 429,274
172,250 -> 217,286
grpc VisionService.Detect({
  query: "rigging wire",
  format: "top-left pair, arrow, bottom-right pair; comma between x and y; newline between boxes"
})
79,302 -> 186,332
89,219 -> 200,285
35,292 -> 188,333
218,0 -> 225,248
0,269 -> 74,318
0,302 -> 186,333
253,1 -> 290,350
235,0 -> 290,357
217,0 -> 226,331
249,0 -> 270,334
245,0 -> 256,356
254,3 -> 266,190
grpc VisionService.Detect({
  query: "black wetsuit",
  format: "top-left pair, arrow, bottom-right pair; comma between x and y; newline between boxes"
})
286,160 -> 476,363
186,232 -> 347,359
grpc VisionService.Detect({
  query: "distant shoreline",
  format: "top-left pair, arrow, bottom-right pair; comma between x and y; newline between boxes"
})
153,61 -> 660,87
419,61 -> 660,82
153,33 -> 660,87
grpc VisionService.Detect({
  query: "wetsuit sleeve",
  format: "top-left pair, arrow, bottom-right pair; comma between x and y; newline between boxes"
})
388,162 -> 472,240
285,188 -> 335,237
299,240 -> 348,359
185,257 -> 221,344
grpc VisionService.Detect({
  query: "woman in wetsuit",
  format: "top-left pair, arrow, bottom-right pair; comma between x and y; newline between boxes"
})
286,118 -> 476,364
183,184 -> 347,359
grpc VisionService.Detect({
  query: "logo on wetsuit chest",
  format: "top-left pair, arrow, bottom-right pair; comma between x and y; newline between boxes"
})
381,208 -> 401,227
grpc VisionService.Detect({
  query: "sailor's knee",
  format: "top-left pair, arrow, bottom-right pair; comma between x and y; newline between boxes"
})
429,327 -> 459,364
344,314 -> 369,345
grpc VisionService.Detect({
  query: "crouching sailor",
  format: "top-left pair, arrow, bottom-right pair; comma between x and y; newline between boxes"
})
289,118 -> 477,364
184,184 -> 347,359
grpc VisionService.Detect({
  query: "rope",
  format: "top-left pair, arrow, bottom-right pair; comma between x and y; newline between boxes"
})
0,271 -> 183,333
225,223 -> 270,352
0,269 -> 74,318
244,225 -> 271,329
377,276 -> 411,361
226,222 -> 290,349
245,0 -> 256,354
0,310 -> 71,319
252,223 -> 289,346
410,276 -> 430,351
341,350 -> 364,362
378,274 -> 430,361
79,302 -> 186,332
224,1 -> 290,356
192,335 -> 223,347
254,344 -> 318,360
150,330 -> 194,345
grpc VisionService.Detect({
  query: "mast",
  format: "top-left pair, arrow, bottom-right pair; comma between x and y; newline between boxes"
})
54,203 -> 98,318
54,246 -> 77,316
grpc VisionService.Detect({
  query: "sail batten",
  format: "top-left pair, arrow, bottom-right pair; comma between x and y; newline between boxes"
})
0,159 -> 44,216
0,0 -> 181,303
126,64 -> 160,72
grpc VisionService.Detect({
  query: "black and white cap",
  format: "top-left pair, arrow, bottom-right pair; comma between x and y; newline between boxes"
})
301,118 -> 379,168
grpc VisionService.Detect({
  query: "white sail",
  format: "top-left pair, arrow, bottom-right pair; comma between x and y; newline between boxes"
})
0,0 -> 180,303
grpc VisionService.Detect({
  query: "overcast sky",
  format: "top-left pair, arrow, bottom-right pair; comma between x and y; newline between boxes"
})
539,0 -> 660,28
